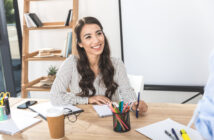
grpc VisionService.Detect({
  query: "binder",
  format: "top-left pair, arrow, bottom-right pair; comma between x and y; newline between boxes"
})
29,13 -> 43,27
29,102 -> 84,120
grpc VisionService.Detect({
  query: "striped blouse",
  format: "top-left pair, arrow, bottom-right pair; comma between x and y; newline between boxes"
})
50,55 -> 137,105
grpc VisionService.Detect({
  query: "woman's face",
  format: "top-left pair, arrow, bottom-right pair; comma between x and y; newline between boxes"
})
78,24 -> 105,58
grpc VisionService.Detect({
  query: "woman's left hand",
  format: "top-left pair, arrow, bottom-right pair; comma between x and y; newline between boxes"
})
131,100 -> 148,115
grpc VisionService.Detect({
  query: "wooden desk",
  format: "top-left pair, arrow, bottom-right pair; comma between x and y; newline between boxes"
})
1,98 -> 196,140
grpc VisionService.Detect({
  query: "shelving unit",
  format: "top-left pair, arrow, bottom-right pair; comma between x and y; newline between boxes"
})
21,0 -> 78,98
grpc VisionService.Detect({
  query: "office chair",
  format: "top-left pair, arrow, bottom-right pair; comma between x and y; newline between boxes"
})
127,74 -> 144,98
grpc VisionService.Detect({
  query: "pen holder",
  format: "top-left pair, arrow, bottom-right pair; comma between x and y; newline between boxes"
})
0,106 -> 11,121
113,111 -> 131,132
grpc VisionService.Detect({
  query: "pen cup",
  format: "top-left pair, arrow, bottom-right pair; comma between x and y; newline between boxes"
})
113,111 -> 131,132
0,106 -> 11,121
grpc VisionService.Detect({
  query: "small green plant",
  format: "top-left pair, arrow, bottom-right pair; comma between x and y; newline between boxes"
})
47,65 -> 58,76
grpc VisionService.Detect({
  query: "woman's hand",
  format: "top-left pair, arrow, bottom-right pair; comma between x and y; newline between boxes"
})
131,100 -> 148,115
88,95 -> 111,105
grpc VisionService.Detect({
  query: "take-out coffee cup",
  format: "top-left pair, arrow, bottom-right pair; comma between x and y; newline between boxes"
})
46,107 -> 64,139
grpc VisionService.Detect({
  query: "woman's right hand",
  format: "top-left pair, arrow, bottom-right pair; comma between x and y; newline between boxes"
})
88,95 -> 111,105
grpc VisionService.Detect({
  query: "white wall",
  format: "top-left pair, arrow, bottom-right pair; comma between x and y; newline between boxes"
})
18,0 -> 121,96
121,0 -> 214,86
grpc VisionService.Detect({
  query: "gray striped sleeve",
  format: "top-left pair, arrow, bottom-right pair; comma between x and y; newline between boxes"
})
50,55 -> 88,105
113,58 -> 137,103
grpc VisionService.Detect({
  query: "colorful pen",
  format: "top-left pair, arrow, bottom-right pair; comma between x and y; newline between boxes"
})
136,92 -> 140,118
120,101 -> 123,113
171,128 -> 179,140
180,129 -> 191,140
165,130 -> 176,140
122,102 -> 129,112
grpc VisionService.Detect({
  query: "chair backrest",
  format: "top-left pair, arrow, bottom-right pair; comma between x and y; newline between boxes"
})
127,74 -> 144,98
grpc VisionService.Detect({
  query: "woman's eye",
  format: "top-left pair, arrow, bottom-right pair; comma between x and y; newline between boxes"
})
85,36 -> 91,39
97,32 -> 103,36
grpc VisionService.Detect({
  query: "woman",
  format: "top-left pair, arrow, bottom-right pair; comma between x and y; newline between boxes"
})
50,17 -> 148,115
188,50 -> 214,140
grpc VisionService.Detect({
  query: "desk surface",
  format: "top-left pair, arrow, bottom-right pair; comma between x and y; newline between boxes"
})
1,98 -> 197,140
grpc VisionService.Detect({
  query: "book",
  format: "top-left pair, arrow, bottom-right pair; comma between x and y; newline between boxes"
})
24,13 -> 37,28
24,13 -> 32,27
0,110 -> 41,135
93,104 -> 113,117
65,9 -> 73,26
29,102 -> 84,120
29,13 -> 43,27
136,118 -> 203,140
65,32 -> 72,57
61,39 -> 68,57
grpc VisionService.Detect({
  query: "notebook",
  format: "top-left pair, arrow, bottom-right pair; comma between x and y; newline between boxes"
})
136,118 -> 203,140
29,102 -> 84,120
93,104 -> 113,117
0,111 -> 41,135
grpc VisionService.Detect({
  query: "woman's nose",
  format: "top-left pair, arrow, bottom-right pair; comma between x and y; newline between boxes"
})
92,36 -> 99,44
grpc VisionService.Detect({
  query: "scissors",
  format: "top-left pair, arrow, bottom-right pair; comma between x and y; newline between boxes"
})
0,92 -> 10,106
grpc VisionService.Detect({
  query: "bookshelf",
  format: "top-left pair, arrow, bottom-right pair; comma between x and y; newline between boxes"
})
21,0 -> 78,98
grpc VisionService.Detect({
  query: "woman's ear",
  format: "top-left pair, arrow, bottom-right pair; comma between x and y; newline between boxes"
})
78,42 -> 83,48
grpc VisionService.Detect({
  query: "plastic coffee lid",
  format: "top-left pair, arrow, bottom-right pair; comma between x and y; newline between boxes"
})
46,107 -> 64,117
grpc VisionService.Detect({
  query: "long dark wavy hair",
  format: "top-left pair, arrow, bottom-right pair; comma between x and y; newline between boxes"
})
74,17 -> 118,100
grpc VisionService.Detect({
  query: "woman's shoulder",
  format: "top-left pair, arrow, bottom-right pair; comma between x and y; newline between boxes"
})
63,55 -> 78,65
110,57 -> 124,69
111,57 -> 123,64
68,54 -> 78,61
58,55 -> 78,72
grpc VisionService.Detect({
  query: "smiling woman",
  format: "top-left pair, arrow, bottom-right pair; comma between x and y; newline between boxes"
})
50,17 -> 148,116
78,24 -> 105,59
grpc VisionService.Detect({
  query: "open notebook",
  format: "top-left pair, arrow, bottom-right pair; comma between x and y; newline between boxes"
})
93,104 -> 113,117
0,110 -> 41,135
29,102 -> 84,120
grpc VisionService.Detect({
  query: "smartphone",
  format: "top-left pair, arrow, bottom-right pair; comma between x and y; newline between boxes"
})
17,101 -> 37,109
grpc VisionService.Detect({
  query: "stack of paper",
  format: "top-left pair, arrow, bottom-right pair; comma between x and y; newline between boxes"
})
136,118 -> 203,140
0,110 -> 41,135
93,104 -> 113,117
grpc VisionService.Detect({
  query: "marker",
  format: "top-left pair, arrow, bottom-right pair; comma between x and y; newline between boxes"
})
171,128 -> 179,140
3,96 -> 10,116
180,129 -> 191,140
136,92 -> 140,118
120,101 -> 124,113
122,102 -> 129,113
0,97 -> 3,106
165,130 -> 176,140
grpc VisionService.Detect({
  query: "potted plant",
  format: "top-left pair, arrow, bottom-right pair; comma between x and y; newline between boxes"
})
47,65 -> 58,81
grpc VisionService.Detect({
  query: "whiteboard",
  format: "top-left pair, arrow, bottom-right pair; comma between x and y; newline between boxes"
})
121,0 -> 214,86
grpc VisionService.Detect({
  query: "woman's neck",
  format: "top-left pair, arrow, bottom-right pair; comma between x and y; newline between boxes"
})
88,55 -> 100,76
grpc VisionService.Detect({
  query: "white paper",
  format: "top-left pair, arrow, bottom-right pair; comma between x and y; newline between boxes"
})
0,111 -> 41,135
136,118 -> 203,140
93,104 -> 113,117
12,109 -> 39,118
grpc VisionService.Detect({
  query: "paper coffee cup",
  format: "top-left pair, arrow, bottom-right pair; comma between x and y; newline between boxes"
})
47,107 -> 64,139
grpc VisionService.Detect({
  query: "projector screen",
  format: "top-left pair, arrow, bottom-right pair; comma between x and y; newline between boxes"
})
120,0 -> 214,86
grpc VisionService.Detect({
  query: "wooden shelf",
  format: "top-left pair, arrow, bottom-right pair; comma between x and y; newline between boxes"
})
26,87 -> 51,91
25,76 -> 70,92
21,0 -> 78,97
25,77 -> 51,91
26,0 -> 62,2
25,22 -> 73,30
25,50 -> 66,61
